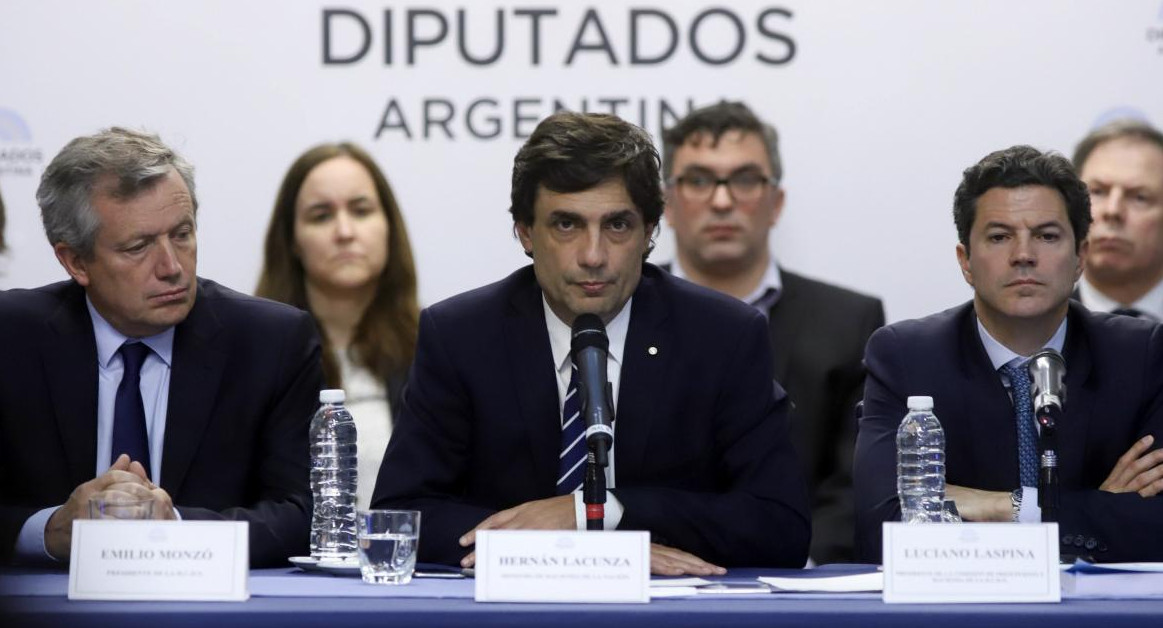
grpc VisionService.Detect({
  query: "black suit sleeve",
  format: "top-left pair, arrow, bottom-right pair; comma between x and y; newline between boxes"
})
175,312 -> 320,568
852,325 -> 908,563
371,310 -> 497,565
812,297 -> 885,564
1056,324 -> 1163,562
613,315 -> 811,568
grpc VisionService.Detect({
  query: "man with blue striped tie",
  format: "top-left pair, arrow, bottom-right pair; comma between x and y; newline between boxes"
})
373,111 -> 810,575
853,145 -> 1163,564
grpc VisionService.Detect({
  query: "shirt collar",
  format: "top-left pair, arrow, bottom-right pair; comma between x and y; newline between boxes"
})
1077,275 -> 1163,322
86,297 -> 176,368
543,297 -> 631,373
975,314 -> 1067,371
670,258 -> 783,305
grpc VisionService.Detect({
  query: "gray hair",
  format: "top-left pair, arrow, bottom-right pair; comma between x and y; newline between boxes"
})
1073,118 -> 1163,174
36,127 -> 197,257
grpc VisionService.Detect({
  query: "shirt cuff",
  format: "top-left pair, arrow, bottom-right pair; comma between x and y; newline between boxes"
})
14,506 -> 61,564
1017,486 -> 1041,523
572,491 -> 624,530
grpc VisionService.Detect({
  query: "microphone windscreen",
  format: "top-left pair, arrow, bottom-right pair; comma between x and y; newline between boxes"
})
571,313 -> 609,354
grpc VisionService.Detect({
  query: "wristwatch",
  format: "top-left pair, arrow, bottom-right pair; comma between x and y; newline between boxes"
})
1010,489 -> 1022,522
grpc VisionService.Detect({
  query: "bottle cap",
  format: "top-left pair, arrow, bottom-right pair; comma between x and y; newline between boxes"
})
319,389 -> 346,404
906,395 -> 933,410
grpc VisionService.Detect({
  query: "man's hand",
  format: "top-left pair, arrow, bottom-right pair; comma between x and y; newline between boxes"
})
946,484 -> 1012,522
650,543 -> 726,576
45,455 -> 176,559
1100,435 -> 1163,497
457,495 -> 576,567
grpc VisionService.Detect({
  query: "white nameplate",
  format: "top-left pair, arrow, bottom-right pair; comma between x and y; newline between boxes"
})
475,530 -> 650,603
883,522 -> 1060,603
69,520 -> 249,601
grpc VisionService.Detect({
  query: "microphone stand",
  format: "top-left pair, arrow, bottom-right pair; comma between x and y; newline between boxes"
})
1036,406 -> 1060,523
583,383 -> 614,531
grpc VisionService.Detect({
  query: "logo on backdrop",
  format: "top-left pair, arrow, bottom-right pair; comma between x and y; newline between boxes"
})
0,108 -> 44,177
319,4 -> 797,142
1149,2 -> 1163,55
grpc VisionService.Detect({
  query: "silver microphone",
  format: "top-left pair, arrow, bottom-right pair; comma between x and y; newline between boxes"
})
1026,348 -> 1066,425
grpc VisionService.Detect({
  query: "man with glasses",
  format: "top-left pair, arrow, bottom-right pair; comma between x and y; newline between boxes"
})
661,102 -> 884,564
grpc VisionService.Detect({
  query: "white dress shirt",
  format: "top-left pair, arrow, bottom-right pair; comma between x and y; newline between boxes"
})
1077,275 -> 1163,322
542,296 -> 631,530
337,351 -> 392,512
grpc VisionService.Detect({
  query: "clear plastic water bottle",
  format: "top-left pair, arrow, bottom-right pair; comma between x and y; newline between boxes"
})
309,389 -> 358,559
896,395 -> 946,524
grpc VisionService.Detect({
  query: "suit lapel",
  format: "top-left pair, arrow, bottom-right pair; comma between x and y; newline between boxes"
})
1059,303 -> 1094,484
44,284 -> 100,487
161,282 -> 227,493
613,270 -> 671,481
953,305 -> 1022,487
503,274 -> 561,494
766,270 -> 794,385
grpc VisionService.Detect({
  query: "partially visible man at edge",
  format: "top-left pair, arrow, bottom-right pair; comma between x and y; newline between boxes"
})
0,127 -> 322,566
1074,118 -> 1163,321
854,145 -> 1163,563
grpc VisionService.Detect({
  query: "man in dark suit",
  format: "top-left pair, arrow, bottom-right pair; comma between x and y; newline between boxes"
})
1072,119 -> 1163,321
0,127 -> 322,567
854,145 -> 1163,563
660,102 -> 883,564
372,112 -> 810,575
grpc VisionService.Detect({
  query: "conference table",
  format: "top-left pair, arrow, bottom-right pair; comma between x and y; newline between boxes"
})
2,565 -> 1161,628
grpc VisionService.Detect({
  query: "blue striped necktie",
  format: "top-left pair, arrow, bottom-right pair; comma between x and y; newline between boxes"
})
557,364 -> 585,494
1002,360 -> 1039,488
113,341 -> 152,479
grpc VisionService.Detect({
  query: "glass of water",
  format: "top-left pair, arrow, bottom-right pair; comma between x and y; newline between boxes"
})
89,493 -> 154,519
357,510 -> 420,584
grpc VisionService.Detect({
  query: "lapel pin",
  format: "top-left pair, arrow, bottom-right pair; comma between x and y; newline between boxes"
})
647,346 -> 658,356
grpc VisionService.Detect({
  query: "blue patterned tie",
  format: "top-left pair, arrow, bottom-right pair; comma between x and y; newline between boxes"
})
557,364 -> 585,494
112,342 -> 152,479
1002,361 -> 1039,487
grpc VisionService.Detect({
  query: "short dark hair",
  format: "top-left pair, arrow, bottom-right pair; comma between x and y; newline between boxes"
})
661,101 -> 781,182
509,112 -> 663,232
1073,118 -> 1163,174
953,145 -> 1091,254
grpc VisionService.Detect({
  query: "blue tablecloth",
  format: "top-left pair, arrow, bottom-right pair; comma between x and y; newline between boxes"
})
3,566 -> 1162,628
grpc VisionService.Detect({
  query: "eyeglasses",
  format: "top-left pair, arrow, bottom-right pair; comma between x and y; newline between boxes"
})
667,170 -> 778,203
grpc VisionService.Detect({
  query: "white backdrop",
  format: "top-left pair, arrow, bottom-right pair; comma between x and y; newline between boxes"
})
2,0 -> 1162,323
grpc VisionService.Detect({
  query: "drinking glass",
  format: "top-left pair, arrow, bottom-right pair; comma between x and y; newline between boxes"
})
88,493 -> 155,520
357,510 -> 420,584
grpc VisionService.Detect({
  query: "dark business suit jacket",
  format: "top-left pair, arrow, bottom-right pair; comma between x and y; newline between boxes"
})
660,264 -> 884,564
0,278 -> 322,566
853,301 -> 1163,563
372,264 -> 811,568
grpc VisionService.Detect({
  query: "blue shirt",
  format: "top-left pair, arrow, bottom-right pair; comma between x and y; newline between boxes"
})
14,299 -> 175,562
975,315 -> 1067,523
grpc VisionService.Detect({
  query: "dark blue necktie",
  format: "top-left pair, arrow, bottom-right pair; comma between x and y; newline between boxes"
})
557,364 -> 585,494
1002,361 -> 1038,488
112,341 -> 152,479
